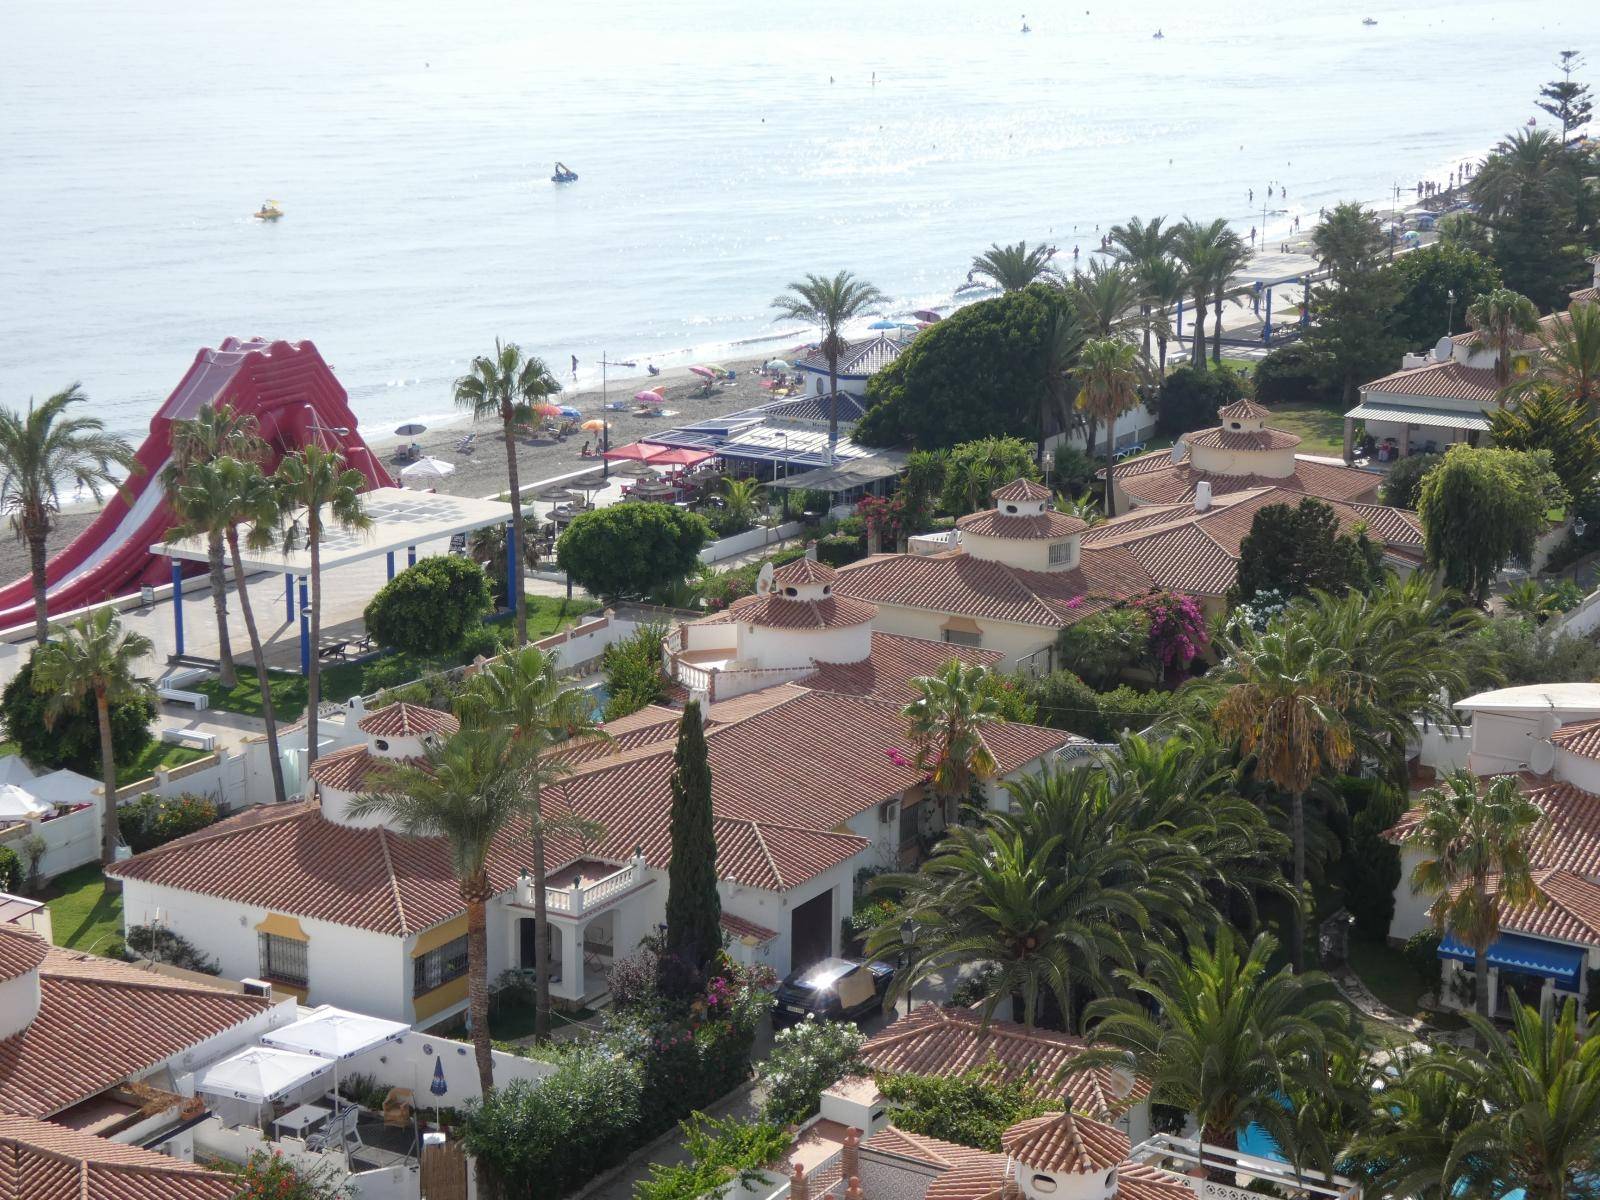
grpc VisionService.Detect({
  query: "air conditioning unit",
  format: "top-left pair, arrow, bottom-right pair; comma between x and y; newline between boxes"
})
878,800 -> 898,825
239,978 -> 273,998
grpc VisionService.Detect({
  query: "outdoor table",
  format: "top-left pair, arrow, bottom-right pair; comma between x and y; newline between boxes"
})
273,1103 -> 331,1138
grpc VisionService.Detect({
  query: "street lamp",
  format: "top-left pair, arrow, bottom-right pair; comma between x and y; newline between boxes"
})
1446,288 -> 1457,336
899,917 -> 919,1014
597,353 -> 637,479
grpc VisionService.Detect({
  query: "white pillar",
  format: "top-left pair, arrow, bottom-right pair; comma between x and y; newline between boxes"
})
1487,967 -> 1499,1019
561,923 -> 584,1001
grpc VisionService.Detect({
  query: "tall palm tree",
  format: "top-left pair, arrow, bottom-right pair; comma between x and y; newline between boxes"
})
32,609 -> 154,870
1433,997 -> 1600,1200
1039,302 -> 1085,466
0,386 -> 138,644
1068,260 -> 1142,337
771,272 -> 885,465
274,445 -> 371,771
160,404 -> 267,687
169,457 -> 288,805
454,646 -> 608,1041
1207,230 -> 1252,364
1108,216 -> 1179,370
1074,338 -> 1141,518
1310,201 -> 1388,286
961,242 -> 1062,292
1524,299 -> 1600,411
1466,287 -> 1541,389
1404,770 -> 1545,1023
1139,255 -> 1188,377
1083,929 -> 1351,1180
349,726 -> 529,1094
901,659 -> 1002,821
1196,618 -> 1362,970
454,341 -> 562,646
1174,218 -> 1243,367
1346,1045 -> 1488,1200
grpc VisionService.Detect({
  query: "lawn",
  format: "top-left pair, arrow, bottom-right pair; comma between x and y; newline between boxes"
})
115,741 -> 208,787
1258,400 -> 1347,457
1348,937 -> 1427,1019
42,863 -> 123,956
489,998 -> 598,1044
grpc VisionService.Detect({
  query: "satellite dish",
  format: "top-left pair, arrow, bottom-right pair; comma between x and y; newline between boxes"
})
755,561 -> 775,596
1529,739 -> 1556,774
1433,335 -> 1454,362
1170,439 -> 1188,465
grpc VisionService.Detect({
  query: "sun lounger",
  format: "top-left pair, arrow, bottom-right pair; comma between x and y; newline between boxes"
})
160,727 -> 216,752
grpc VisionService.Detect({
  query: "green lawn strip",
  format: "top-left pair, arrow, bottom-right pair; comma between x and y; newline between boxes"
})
114,742 -> 209,788
42,864 -> 123,956
490,1000 -> 597,1044
0,741 -> 16,757
1347,937 -> 1427,1019
1257,400 -> 1347,457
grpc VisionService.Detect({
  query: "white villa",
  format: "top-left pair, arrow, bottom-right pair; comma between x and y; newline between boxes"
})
1390,681 -> 1600,1017
793,334 -> 907,398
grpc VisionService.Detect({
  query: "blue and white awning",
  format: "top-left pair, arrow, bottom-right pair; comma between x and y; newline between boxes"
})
1438,931 -> 1585,989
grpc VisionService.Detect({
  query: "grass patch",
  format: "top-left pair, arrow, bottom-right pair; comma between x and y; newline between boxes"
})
115,742 -> 208,788
0,741 -> 15,757
1348,937 -> 1428,1019
523,595 -> 600,639
1257,400 -> 1347,457
42,863 -> 123,956
486,1000 -> 598,1044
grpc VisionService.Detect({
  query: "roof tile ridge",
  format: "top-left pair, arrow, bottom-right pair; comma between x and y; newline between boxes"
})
747,821 -> 783,890
39,957 -> 265,1002
376,827 -> 411,935
748,816 -> 869,841
109,802 -> 310,868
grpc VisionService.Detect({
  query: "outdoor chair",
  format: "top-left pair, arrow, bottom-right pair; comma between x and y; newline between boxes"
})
306,1105 -> 362,1156
383,1088 -> 415,1129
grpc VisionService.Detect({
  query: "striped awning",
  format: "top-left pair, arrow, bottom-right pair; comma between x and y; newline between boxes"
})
1439,931 -> 1584,987
1345,401 -> 1492,433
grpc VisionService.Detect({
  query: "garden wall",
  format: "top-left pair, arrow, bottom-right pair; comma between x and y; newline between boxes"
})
699,522 -> 804,566
346,1033 -> 555,1108
0,802 -> 99,881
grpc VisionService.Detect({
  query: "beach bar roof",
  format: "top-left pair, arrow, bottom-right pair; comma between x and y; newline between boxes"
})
602,441 -> 715,468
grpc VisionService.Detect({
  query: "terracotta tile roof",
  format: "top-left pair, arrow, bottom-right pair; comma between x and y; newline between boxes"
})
0,926 -> 46,984
1573,287 -> 1600,305
307,744 -> 425,793
1001,1112 -> 1129,1173
357,702 -> 459,738
802,633 -> 1006,704
1217,397 -> 1270,420
862,1006 -> 1148,1119
1186,426 -> 1301,451
0,1113 -> 238,1200
1550,717 -> 1600,761
864,1125 -> 1003,1171
0,947 -> 267,1118
1494,868 -> 1600,943
992,479 -> 1053,502
796,335 -> 905,377
720,913 -> 779,943
1113,454 -> 1381,508
956,510 -> 1087,540
1451,311 -> 1565,351
1116,1165 -> 1202,1200
1389,774 -> 1600,878
773,557 -> 838,585
1360,359 -> 1500,403
698,592 -> 877,630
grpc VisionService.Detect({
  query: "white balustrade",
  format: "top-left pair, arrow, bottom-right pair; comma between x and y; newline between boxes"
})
515,855 -> 645,917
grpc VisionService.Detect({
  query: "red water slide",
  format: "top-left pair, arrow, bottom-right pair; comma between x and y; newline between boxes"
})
0,338 -> 394,633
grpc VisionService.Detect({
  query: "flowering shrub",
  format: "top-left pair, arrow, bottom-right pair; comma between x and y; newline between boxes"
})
856,494 -> 907,548
227,1149 -> 351,1200
1137,592 -> 1208,682
759,1016 -> 867,1126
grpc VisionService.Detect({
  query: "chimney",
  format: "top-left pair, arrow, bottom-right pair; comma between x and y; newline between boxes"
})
846,1179 -> 865,1200
1193,481 -> 1212,512
790,1164 -> 808,1200
842,1128 -> 861,1183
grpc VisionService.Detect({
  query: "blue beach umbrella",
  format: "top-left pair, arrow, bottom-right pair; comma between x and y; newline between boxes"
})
868,320 -> 898,330
430,1056 -> 448,1096
558,405 -> 582,419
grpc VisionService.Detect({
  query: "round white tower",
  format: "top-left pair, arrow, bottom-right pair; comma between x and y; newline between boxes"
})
312,702 -> 460,828
1001,1111 -> 1129,1200
956,479 -> 1086,572
1185,398 -> 1300,479
0,925 -> 47,1040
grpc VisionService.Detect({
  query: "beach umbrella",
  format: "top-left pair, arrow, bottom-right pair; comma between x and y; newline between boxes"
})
765,358 -> 790,370
558,405 -> 582,419
394,422 -> 428,437
533,402 -> 562,417
581,419 -> 606,432
701,362 -> 727,374
868,320 -> 898,330
634,389 -> 664,403
688,366 -> 716,380
911,310 -> 941,322
0,784 -> 49,820
400,456 -> 457,487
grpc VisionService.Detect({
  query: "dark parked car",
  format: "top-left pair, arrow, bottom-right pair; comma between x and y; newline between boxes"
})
771,957 -> 895,1027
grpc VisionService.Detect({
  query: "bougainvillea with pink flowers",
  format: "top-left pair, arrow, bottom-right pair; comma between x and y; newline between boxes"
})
1138,591 -> 1208,682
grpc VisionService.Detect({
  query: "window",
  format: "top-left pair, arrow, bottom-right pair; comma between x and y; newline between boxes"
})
1048,541 -> 1073,565
258,933 -> 308,986
414,934 -> 469,995
1031,1177 -> 1057,1193
942,628 -> 982,647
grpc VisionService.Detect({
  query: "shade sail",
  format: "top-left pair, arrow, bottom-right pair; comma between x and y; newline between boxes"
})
0,784 -> 49,820
1439,931 -> 1584,987
196,1047 -> 331,1102
400,456 -> 457,484
1345,401 -> 1492,433
263,1006 -> 409,1061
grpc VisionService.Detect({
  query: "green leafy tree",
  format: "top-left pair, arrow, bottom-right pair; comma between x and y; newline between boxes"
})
557,503 -> 711,600
32,609 -> 154,869
1404,770 -> 1545,1024
1074,337 -> 1142,517
1232,497 -> 1385,603
1417,444 -> 1565,603
161,403 -> 266,687
454,340 -> 562,646
1024,672 -> 1172,742
1082,929 -> 1352,1179
1108,215 -> 1181,373
902,659 -> 1003,816
877,1069 -> 1054,1151
1535,51 -> 1593,141
1466,286 -> 1541,388
1489,384 -> 1600,505
1303,202 -> 1404,403
0,386 -> 138,644
635,1115 -> 793,1200
1251,343 -> 1341,407
1154,363 -> 1247,438
856,285 -> 1074,449
939,437 -> 1041,515
759,1018 -> 866,1125
663,702 -> 720,975
227,1147 -> 351,1200
1476,614 -> 1600,686
962,241 -> 1063,292
1470,129 -> 1589,309
470,516 -> 544,605
1054,607 -> 1151,690
275,444 -> 371,769
1379,451 -> 1442,508
364,556 -> 493,657
1040,303 -> 1087,463
602,623 -> 668,719
772,271 -> 885,463
1382,242 -> 1503,346
0,654 -> 153,777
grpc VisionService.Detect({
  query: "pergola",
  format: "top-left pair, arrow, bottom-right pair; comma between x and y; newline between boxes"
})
157,488 -> 517,675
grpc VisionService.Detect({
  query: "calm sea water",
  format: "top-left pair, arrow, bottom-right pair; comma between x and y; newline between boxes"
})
2,0 -> 1595,441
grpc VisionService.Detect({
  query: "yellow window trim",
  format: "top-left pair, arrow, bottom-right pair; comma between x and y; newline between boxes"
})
256,913 -> 308,942
411,914 -> 469,958
412,974 -> 469,1021
940,615 -> 983,634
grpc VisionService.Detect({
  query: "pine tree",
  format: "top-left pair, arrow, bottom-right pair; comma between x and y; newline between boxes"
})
665,702 -> 721,972
1536,51 -> 1592,141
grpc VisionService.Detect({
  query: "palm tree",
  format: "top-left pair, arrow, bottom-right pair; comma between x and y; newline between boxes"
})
32,609 -> 154,870
160,404 -> 267,687
1311,202 -> 1387,285
719,476 -> 766,532
1074,338 -> 1141,518
349,726 -> 529,1094
1346,1045 -> 1488,1200
1432,997 -> 1600,1200
1196,618 -> 1362,970
274,445 -> 372,770
901,659 -> 1002,820
1207,230 -> 1252,364
1069,260 -> 1142,337
454,646 -> 608,1041
771,272 -> 885,464
962,241 -> 1062,292
1137,256 -> 1188,377
453,341 -> 562,646
0,386 -> 138,644
1174,218 -> 1245,367
1404,770 -> 1545,1022
1466,287 -> 1541,389
1083,929 -> 1352,1180
1524,299 -> 1600,411
1053,493 -> 1102,526
1108,216 -> 1179,370
169,457 -> 289,805
1039,302 -> 1085,466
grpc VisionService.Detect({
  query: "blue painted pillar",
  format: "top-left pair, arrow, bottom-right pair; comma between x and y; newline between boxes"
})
505,520 -> 518,619
1175,298 -> 1183,339
284,573 -> 294,623
171,559 -> 185,657
1301,276 -> 1311,325
298,578 -> 311,677
407,545 -> 417,568
386,551 -> 395,581
1263,287 -> 1274,344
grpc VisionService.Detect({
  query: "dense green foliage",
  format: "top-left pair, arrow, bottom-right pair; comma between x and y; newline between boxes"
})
557,503 -> 711,599
1379,452 -> 1442,509
759,1018 -> 867,1125
635,1115 -> 792,1200
1470,128 -> 1594,310
939,437 -> 1043,515
1488,385 -> 1600,507
1337,781 -> 1404,939
120,792 -> 219,854
1054,607 -> 1151,689
664,703 -> 721,974
1155,363 -> 1247,438
0,655 -> 154,776
1025,673 -> 1172,742
1381,243 -> 1503,347
601,624 -> 669,720
226,1149 -> 350,1200
363,555 -> 493,657
1252,344 -> 1341,407
877,1069 -> 1055,1151
1472,616 -> 1600,686
0,847 -> 20,893
1417,445 -> 1565,602
1301,202 -> 1406,404
1232,498 -> 1386,603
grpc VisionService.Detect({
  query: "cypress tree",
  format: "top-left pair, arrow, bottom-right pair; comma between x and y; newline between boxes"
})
665,701 -> 721,971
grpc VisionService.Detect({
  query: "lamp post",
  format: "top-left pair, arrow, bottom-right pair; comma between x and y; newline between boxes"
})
1446,288 -> 1457,337
598,354 -> 637,479
899,917 -> 919,1015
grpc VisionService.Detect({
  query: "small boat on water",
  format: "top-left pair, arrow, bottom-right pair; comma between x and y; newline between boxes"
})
551,162 -> 578,183
253,200 -> 283,221
1361,16 -> 1377,24
1153,29 -> 1164,38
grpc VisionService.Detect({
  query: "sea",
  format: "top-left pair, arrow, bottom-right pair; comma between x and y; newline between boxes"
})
2,0 -> 1596,444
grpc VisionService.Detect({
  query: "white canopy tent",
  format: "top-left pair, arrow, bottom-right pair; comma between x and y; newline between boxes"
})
263,1006 -> 408,1061
197,1046 -> 332,1104
0,784 -> 50,820
399,456 -> 458,488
